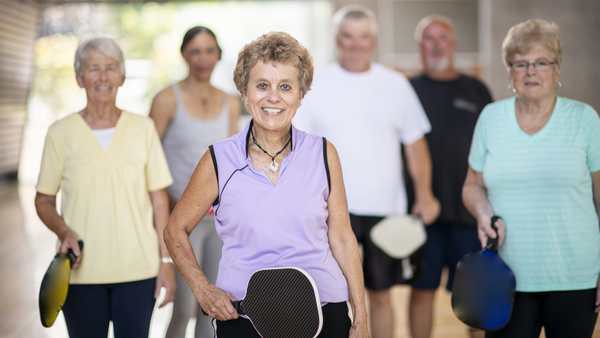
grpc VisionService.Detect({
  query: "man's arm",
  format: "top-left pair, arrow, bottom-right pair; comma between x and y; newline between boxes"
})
403,137 -> 440,225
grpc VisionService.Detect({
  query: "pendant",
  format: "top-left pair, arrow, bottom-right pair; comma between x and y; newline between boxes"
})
268,160 -> 279,173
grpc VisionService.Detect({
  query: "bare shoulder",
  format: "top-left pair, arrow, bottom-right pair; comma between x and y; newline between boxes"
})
187,149 -> 219,201
326,140 -> 340,164
325,140 -> 343,177
149,85 -> 178,126
152,85 -> 177,108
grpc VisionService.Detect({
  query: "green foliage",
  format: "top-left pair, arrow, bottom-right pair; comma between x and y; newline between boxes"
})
30,2 -> 184,118
31,33 -> 83,119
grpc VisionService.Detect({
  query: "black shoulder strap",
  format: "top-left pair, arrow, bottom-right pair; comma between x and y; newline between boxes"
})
208,145 -> 220,206
322,137 -> 331,193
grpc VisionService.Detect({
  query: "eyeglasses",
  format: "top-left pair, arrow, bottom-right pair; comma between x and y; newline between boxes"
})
508,59 -> 557,72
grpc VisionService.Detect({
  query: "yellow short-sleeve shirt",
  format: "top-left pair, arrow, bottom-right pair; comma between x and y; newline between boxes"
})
36,111 -> 173,284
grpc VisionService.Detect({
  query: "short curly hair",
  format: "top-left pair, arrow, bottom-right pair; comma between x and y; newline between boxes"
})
502,19 -> 562,68
233,32 -> 314,97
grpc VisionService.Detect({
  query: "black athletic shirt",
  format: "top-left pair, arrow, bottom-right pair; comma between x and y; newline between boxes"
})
406,73 -> 493,227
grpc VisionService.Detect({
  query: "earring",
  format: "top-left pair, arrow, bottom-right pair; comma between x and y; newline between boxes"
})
555,81 -> 562,90
508,83 -> 516,93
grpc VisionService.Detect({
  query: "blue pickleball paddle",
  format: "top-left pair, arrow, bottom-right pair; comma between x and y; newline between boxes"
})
451,216 -> 516,331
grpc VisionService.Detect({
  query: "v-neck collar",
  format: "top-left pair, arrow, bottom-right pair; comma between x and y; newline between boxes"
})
67,111 -> 131,166
244,119 -> 294,158
510,96 -> 561,140
74,111 -> 126,153
242,119 -> 297,186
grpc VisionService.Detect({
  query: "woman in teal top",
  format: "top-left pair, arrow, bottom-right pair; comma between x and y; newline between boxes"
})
463,19 -> 600,337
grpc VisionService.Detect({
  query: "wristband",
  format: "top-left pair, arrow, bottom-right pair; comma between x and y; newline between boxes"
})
161,257 -> 174,264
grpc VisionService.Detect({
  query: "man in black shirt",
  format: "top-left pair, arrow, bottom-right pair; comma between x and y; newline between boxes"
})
407,15 -> 492,338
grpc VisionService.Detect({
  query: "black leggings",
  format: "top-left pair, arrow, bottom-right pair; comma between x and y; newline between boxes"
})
62,278 -> 156,338
215,302 -> 352,338
486,288 -> 598,338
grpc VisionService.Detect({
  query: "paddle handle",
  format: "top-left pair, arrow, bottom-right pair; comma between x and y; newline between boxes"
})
200,300 -> 246,316
231,300 -> 246,314
486,216 -> 501,252
66,239 -> 84,267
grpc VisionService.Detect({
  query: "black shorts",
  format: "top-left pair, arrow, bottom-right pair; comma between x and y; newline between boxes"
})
411,222 -> 481,291
214,302 -> 352,338
486,289 -> 598,338
349,213 -> 410,291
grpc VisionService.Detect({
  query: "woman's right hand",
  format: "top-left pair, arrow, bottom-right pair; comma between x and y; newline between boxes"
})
58,228 -> 82,268
197,284 -> 239,321
349,321 -> 370,338
477,215 -> 506,249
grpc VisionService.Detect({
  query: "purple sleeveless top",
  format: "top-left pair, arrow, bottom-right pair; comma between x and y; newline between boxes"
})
210,119 -> 349,303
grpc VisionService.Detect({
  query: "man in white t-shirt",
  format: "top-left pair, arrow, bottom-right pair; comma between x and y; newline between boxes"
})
294,5 -> 440,338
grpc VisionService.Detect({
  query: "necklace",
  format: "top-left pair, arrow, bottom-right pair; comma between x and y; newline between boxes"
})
185,80 -> 213,114
250,127 -> 291,173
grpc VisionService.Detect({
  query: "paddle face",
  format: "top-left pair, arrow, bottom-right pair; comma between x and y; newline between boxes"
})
39,240 -> 83,328
370,215 -> 426,258
39,253 -> 72,327
451,217 -> 515,331
234,267 -> 323,338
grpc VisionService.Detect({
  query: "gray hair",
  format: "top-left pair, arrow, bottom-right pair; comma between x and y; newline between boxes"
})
332,5 -> 378,38
502,19 -> 561,67
74,35 -> 126,78
414,14 -> 456,45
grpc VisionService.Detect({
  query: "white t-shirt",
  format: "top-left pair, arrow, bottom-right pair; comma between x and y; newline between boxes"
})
294,62 -> 430,216
91,127 -> 116,150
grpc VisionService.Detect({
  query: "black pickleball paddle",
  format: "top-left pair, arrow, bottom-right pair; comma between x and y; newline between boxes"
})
39,239 -> 83,328
233,267 -> 323,338
451,216 -> 516,331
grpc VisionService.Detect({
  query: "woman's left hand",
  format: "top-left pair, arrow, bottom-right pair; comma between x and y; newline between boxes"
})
155,262 -> 177,308
349,322 -> 370,338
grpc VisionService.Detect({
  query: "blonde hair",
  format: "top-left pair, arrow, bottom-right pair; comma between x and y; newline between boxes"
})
332,5 -> 378,38
502,19 -> 561,67
233,31 -> 314,97
74,35 -> 125,77
414,14 -> 456,45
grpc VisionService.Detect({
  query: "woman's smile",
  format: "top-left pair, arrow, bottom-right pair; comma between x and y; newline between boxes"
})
262,107 -> 284,116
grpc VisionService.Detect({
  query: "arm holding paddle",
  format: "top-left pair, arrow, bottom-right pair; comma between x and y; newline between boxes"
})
164,151 -> 239,321
592,170 -> 600,313
150,188 -> 177,307
403,137 -> 440,225
462,167 -> 506,248
35,193 -> 82,268
325,142 -> 370,338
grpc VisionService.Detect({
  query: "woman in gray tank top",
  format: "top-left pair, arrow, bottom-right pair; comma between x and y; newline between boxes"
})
149,26 -> 240,338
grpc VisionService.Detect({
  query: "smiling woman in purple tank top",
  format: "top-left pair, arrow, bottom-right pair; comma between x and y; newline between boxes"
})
164,32 -> 370,338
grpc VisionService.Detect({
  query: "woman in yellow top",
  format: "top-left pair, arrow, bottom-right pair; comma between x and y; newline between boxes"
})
35,35 -> 175,338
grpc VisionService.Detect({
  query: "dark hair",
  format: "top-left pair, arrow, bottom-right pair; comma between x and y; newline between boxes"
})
180,26 -> 222,58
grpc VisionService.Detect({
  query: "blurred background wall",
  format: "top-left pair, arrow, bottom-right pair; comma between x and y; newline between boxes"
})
1,0 -> 599,181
